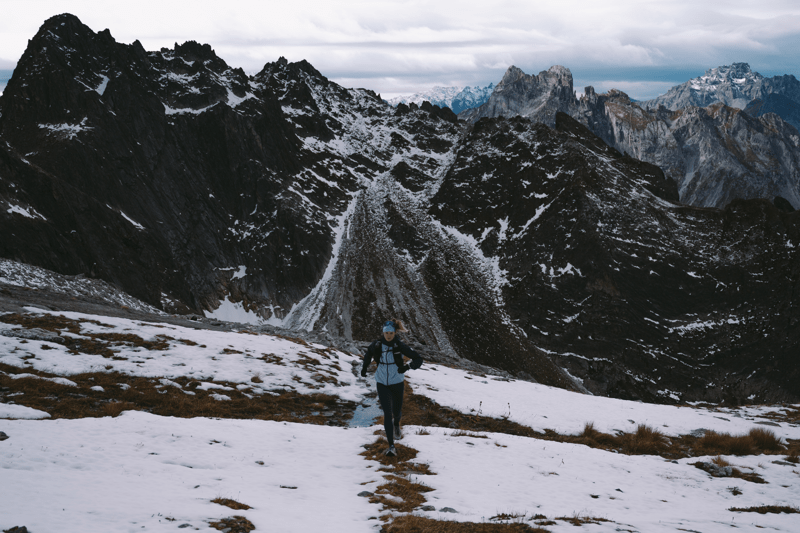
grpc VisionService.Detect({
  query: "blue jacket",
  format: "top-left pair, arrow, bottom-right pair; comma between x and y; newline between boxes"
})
361,336 -> 423,385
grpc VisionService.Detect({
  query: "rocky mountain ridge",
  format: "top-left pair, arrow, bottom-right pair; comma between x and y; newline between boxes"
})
641,63 -> 800,129
2,15 -> 800,404
462,64 -> 800,209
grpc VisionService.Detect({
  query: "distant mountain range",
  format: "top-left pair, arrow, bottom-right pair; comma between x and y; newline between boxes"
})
641,63 -> 800,127
460,63 -> 800,209
387,83 -> 494,114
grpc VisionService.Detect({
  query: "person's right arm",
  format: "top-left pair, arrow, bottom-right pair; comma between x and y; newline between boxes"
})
361,342 -> 376,377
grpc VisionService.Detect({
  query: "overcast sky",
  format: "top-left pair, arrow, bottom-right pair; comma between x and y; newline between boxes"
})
2,0 -> 800,100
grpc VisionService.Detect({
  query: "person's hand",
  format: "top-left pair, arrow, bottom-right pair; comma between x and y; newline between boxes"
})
410,359 -> 422,370
360,370 -> 367,378
398,364 -> 409,373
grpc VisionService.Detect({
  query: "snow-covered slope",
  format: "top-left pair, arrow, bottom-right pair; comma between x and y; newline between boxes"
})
2,308 -> 799,532
387,86 -> 464,109
0,258 -> 163,314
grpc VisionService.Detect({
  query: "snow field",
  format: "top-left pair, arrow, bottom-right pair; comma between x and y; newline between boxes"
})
2,308 -> 799,532
407,364 -> 800,443
0,412 -> 380,532
0,308 -> 366,403
401,427 -> 800,532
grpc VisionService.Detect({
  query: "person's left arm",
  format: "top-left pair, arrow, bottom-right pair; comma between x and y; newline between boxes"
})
398,341 -> 423,371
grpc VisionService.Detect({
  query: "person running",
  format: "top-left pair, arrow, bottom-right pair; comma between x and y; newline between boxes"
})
360,318 -> 423,456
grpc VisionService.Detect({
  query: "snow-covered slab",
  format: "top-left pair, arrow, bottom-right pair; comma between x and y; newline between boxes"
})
0,403 -> 51,419
402,428 -> 800,532
0,308 -> 368,403
408,364 -> 800,441
203,295 -> 266,325
38,117 -> 92,140
0,258 -> 164,314
0,412 -> 379,532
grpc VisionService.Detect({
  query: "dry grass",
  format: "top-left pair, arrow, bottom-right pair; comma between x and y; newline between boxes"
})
0,313 -> 177,357
728,505 -> 800,514
360,439 -> 435,476
372,474 -> 435,513
450,430 -> 489,439
360,438 -> 436,521
208,515 -> 255,532
383,516 -> 550,533
554,514 -> 611,526
211,497 -> 252,510
489,513 -> 526,521
0,362 -> 356,424
616,424 -> 669,456
398,384 -> 790,460
693,428 -> 784,456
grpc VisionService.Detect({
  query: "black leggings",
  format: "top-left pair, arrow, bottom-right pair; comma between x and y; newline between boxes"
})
376,382 -> 404,445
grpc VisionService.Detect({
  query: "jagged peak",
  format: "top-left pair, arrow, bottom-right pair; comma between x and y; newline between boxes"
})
499,65 -> 527,86
256,57 -> 327,83
498,64 -> 573,89
172,40 -> 222,64
704,62 -> 755,78
545,65 -> 572,77
34,13 -> 108,44
606,88 -> 632,101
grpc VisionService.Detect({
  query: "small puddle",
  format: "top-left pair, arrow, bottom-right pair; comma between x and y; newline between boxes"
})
348,394 -> 382,428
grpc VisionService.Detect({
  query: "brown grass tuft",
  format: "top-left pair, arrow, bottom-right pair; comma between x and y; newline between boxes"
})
748,428 -> 783,452
211,497 -> 252,510
617,424 -> 668,456
712,455 -> 731,468
729,505 -> 800,514
370,474 -> 434,513
359,439 -> 434,475
384,516 -> 550,532
692,428 -> 787,457
209,515 -> 255,532
554,514 -> 610,526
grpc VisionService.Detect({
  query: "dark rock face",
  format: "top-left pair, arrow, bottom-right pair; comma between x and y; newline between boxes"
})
2,15 -> 800,403
0,14 -> 316,316
577,94 -> 800,209
744,93 -> 800,132
431,113 -> 800,403
462,65 -> 800,210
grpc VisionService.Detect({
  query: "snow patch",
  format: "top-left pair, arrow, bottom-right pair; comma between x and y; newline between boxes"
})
95,74 -> 109,96
39,117 -> 92,140
204,296 -> 265,326
0,403 -> 50,419
5,203 -> 47,221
